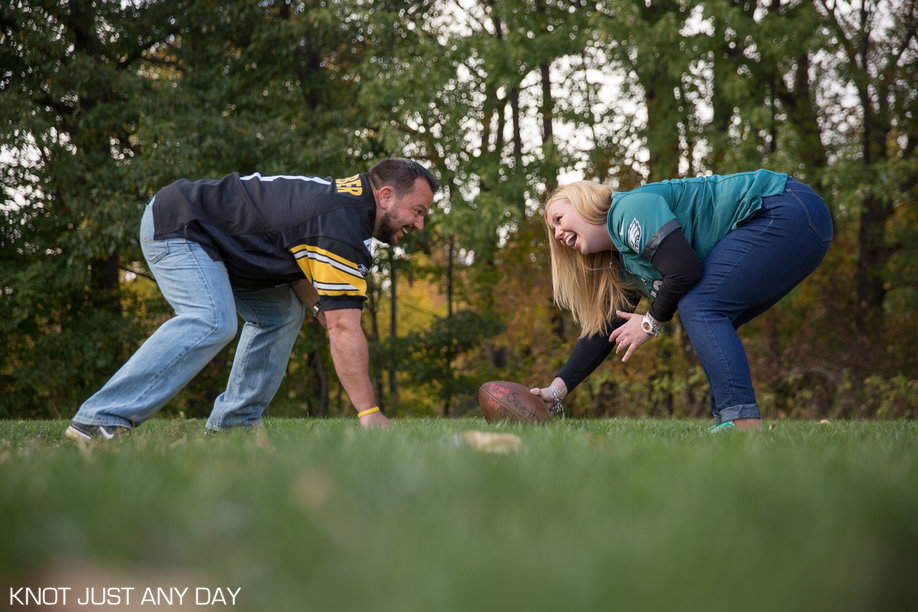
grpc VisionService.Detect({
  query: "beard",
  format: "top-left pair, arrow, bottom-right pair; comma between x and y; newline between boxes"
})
373,209 -> 403,245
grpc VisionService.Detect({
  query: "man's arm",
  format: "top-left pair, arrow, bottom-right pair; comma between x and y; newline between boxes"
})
324,307 -> 392,429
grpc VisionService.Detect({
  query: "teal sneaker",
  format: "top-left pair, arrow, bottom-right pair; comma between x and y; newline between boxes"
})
709,421 -> 737,434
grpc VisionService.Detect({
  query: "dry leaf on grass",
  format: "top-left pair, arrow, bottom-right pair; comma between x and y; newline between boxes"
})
462,430 -> 522,454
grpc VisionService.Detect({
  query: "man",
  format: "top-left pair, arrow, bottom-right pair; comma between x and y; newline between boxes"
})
65,158 -> 438,444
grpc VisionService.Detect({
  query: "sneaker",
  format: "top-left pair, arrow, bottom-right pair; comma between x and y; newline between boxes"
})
709,421 -> 737,434
65,422 -> 131,446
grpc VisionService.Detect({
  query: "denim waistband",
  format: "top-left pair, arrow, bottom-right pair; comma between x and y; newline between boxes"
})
783,176 -> 813,192
762,176 -> 815,208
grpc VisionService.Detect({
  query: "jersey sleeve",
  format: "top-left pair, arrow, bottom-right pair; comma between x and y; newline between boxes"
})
608,192 -> 681,261
290,242 -> 368,308
286,209 -> 372,311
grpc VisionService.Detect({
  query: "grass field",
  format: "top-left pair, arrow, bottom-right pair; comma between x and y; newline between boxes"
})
2,418 -> 917,611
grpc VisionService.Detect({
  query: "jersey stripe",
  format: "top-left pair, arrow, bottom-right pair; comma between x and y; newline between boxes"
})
290,244 -> 364,278
239,172 -> 331,185
290,244 -> 367,297
314,282 -> 363,295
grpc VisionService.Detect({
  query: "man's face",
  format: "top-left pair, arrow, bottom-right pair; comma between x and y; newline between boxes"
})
373,178 -> 435,245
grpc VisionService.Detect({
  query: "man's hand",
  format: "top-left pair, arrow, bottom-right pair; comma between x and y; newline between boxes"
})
289,279 -> 326,328
359,410 -> 394,429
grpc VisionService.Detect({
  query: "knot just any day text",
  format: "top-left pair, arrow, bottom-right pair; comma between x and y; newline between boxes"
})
10,587 -> 241,606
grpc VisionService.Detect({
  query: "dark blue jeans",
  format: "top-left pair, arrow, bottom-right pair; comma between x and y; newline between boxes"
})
678,178 -> 833,423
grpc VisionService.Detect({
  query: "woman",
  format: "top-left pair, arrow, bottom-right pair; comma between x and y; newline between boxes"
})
530,169 -> 832,431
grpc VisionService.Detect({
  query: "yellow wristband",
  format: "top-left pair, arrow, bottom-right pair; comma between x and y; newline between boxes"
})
357,407 -> 380,418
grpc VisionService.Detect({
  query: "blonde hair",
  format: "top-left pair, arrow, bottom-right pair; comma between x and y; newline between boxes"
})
544,181 -> 637,337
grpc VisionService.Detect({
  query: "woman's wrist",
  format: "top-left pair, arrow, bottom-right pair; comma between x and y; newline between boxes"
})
641,311 -> 664,336
548,378 -> 567,415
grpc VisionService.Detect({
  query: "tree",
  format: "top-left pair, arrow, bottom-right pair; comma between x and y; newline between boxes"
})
589,0 -> 694,180
815,0 -> 917,325
0,0 -> 184,415
2,0 -> 916,420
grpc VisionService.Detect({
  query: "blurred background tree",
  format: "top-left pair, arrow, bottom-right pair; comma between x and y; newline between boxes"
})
2,0 -> 915,420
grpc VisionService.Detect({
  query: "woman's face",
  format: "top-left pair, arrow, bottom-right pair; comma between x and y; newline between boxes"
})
545,198 -> 613,255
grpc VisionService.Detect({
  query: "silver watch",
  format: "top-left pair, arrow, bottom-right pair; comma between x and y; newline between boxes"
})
641,312 -> 663,337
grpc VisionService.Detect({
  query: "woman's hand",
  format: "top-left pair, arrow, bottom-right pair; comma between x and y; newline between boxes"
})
530,378 -> 568,413
609,310 -> 653,363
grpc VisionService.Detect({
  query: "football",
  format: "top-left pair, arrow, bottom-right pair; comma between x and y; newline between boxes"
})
478,380 -> 552,424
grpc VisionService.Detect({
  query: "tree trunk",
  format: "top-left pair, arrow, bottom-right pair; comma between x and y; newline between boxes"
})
388,247 -> 399,404
90,252 -> 122,316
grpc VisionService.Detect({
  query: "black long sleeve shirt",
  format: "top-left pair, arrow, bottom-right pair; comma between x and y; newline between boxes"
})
556,229 -> 703,392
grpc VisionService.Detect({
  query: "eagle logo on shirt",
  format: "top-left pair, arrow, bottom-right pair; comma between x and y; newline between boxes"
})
628,219 -> 642,252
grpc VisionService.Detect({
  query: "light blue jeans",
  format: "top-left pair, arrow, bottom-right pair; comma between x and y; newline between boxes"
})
72,201 -> 305,430
677,178 -> 833,424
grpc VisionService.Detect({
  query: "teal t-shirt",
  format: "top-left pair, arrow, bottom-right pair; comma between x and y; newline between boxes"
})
606,169 -> 788,297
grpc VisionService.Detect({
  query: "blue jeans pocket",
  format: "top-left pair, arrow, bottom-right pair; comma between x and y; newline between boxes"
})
141,233 -> 170,265
787,185 -> 833,242
139,198 -> 174,265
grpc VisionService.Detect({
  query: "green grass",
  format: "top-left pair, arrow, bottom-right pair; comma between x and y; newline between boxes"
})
2,418 -> 917,611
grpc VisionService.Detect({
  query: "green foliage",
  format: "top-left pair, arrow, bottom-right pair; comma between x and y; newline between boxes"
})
386,309 -> 505,415
1,0 -> 183,417
2,0 -> 916,419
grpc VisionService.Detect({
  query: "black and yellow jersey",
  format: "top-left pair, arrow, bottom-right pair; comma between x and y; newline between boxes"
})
152,172 -> 375,310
